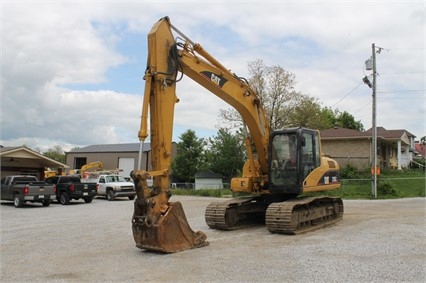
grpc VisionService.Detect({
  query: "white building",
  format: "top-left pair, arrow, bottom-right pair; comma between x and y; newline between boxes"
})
194,171 -> 225,190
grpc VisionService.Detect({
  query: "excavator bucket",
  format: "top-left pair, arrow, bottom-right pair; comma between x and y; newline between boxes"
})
131,170 -> 209,253
132,201 -> 209,253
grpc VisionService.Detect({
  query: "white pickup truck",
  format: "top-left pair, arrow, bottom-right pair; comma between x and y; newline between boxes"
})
85,174 -> 136,201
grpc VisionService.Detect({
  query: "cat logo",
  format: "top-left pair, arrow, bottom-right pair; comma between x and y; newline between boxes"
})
201,71 -> 227,88
210,73 -> 221,86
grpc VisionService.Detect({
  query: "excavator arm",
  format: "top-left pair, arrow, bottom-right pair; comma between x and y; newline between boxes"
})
80,161 -> 103,176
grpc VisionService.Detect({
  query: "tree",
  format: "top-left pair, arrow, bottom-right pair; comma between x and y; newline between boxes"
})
314,107 -> 364,131
219,59 -> 325,131
262,64 -> 304,129
285,94 -> 327,129
334,110 -> 364,131
219,60 -> 364,132
171,130 -> 205,183
318,107 -> 337,129
204,128 -> 245,180
43,145 -> 66,164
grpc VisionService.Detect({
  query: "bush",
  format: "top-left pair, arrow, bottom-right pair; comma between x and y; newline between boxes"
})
377,179 -> 398,197
340,163 -> 358,179
412,157 -> 425,171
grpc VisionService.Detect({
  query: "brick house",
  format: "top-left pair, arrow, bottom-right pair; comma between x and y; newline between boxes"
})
320,127 -> 416,170
414,142 -> 426,158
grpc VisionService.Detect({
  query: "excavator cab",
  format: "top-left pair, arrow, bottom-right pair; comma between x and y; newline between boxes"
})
269,127 -> 335,195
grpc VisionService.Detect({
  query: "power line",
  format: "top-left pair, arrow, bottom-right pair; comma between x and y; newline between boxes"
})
386,47 -> 425,51
352,100 -> 371,115
378,90 -> 424,93
380,72 -> 425,75
331,45 -> 424,111
377,96 -> 423,100
331,82 -> 363,108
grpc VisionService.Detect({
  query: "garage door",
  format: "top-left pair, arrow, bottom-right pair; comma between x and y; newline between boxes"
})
118,158 -> 135,179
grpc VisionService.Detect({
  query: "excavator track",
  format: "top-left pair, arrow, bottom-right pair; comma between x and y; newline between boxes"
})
265,196 -> 344,234
205,196 -> 343,233
205,197 -> 268,230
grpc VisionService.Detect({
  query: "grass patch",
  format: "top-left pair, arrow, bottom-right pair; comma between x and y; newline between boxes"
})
170,170 -> 425,200
306,169 -> 425,199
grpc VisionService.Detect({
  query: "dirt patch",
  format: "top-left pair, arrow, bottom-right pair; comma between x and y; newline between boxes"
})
1,197 -> 425,282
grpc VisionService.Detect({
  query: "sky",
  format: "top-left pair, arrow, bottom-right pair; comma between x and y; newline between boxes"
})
1,0 -> 425,153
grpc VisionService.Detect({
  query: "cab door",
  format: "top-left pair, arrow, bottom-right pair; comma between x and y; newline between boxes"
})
1,177 -> 12,200
97,176 -> 107,195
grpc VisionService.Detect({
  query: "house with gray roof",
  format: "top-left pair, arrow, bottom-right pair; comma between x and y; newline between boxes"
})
65,143 -> 159,178
320,126 -> 416,170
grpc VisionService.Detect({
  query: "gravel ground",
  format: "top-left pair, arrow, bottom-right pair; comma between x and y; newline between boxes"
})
1,196 -> 425,283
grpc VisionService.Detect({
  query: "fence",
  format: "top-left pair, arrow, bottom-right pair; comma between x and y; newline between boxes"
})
337,177 -> 426,198
171,182 -> 230,190
169,177 -> 424,199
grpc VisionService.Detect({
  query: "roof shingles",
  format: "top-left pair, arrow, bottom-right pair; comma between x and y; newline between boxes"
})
67,143 -> 151,153
321,127 -> 415,139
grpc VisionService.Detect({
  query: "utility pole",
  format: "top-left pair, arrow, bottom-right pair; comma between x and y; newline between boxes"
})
363,43 -> 380,198
372,43 -> 377,199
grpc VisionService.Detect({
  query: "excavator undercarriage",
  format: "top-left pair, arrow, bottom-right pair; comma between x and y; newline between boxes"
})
205,196 -> 343,234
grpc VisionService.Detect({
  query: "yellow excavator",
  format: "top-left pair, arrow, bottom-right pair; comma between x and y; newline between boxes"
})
131,17 -> 343,253
69,161 -> 103,177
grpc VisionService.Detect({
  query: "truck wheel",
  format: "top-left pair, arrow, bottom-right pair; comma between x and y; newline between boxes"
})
42,200 -> 51,207
128,195 -> 135,200
14,194 -> 24,208
60,192 -> 70,205
83,197 -> 93,203
106,190 -> 115,201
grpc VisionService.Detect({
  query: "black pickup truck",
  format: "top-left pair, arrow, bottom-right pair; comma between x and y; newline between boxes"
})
45,175 -> 98,205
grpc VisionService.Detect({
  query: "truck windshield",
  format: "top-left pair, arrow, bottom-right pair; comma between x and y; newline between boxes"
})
106,176 -> 126,182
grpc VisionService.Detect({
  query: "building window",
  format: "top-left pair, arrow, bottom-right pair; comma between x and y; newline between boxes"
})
377,142 -> 384,157
74,157 -> 87,170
